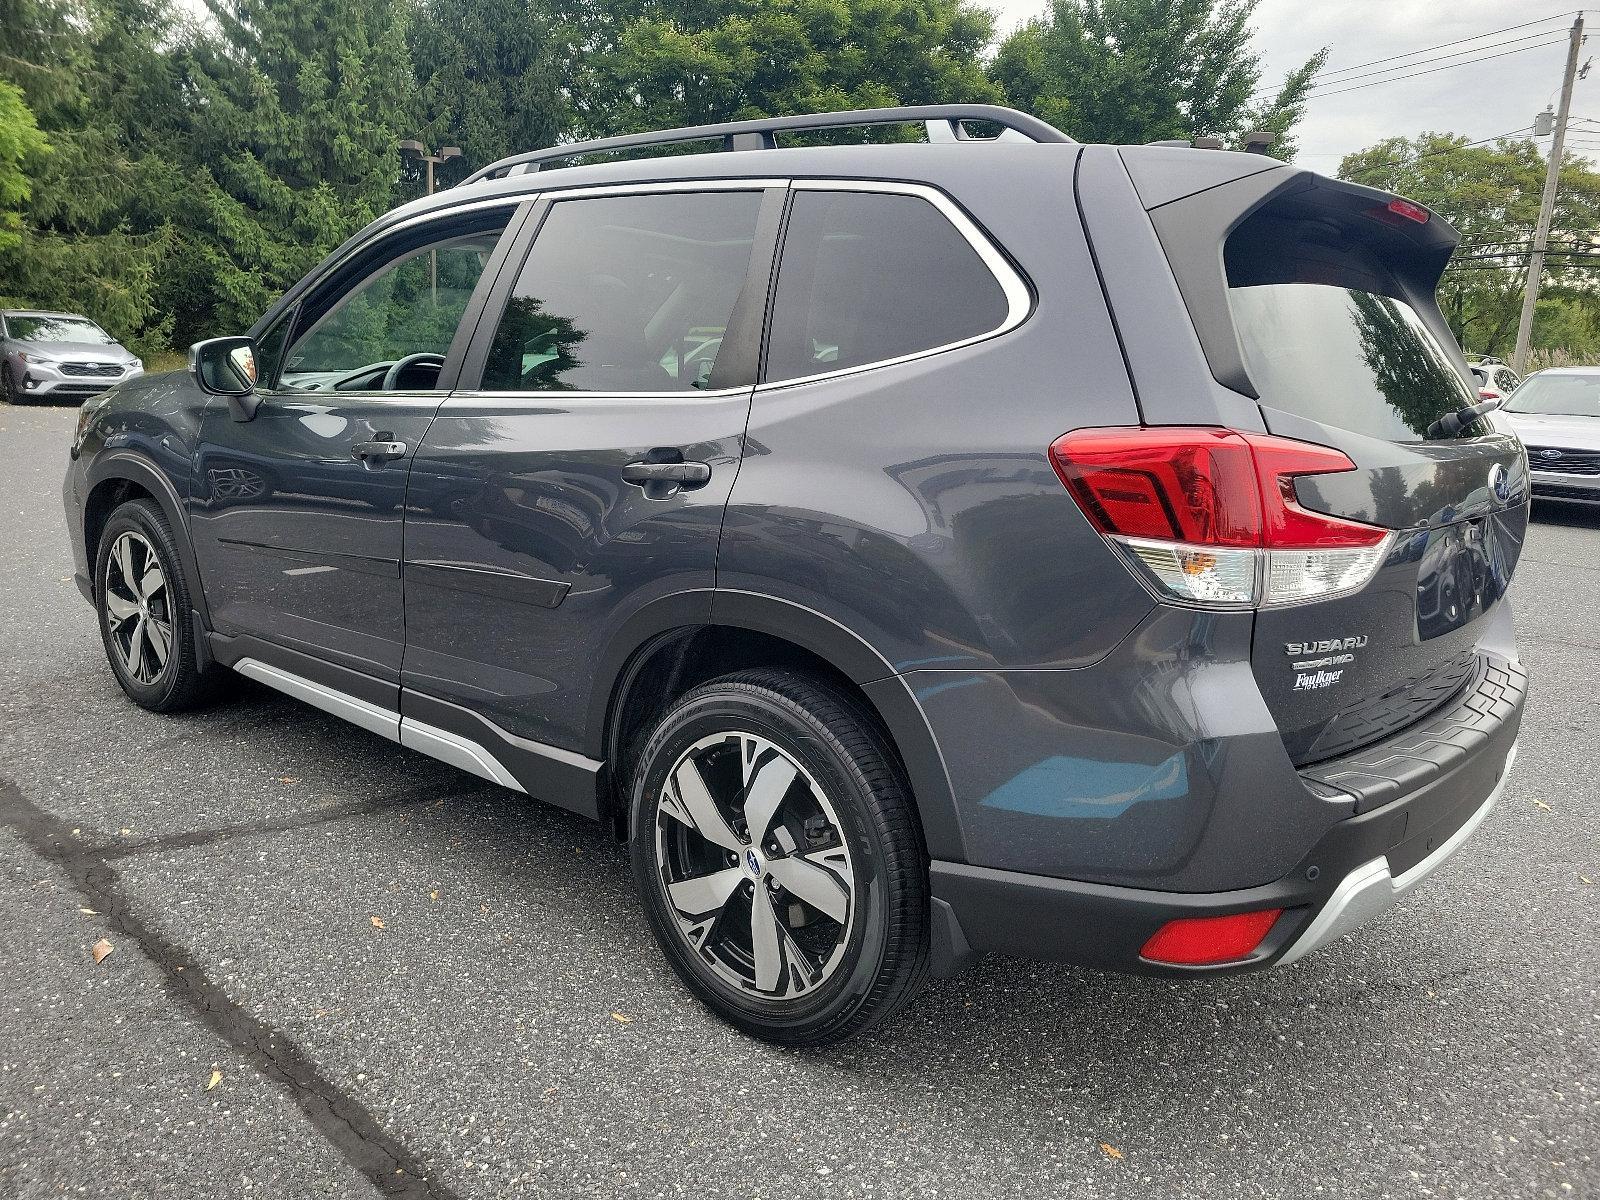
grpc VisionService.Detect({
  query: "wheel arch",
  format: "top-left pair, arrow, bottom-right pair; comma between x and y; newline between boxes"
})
591,590 -> 964,862
84,451 -> 211,626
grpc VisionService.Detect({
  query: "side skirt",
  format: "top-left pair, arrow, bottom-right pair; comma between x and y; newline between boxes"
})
224,647 -> 602,819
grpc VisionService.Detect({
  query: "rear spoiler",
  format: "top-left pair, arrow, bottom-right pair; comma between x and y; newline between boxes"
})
1116,146 -> 1461,400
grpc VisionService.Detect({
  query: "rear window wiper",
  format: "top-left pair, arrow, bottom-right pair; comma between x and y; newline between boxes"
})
1427,396 -> 1501,440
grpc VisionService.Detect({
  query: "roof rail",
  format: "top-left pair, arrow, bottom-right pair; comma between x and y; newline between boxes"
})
460,105 -> 1072,185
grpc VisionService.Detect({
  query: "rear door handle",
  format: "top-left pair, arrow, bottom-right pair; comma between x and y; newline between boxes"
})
352,439 -> 408,464
622,452 -> 712,498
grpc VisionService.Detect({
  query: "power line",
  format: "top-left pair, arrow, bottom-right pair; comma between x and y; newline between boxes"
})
1311,10 -> 1578,81
1247,9 -> 1577,100
1302,27 -> 1572,94
1311,39 -> 1569,100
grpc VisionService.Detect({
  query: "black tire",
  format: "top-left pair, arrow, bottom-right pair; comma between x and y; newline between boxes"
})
2,365 -> 22,405
630,669 -> 929,1045
93,498 -> 219,711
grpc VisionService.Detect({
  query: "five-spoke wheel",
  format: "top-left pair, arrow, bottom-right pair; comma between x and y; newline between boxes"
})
632,669 -> 929,1045
656,731 -> 856,1000
103,531 -> 173,684
94,498 -> 218,711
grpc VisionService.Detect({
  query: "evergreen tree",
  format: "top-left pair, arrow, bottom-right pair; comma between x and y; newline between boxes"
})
579,0 -> 998,137
0,82 -> 49,257
409,0 -> 569,181
0,0 -> 180,352
167,0 -> 413,341
989,0 -> 1322,155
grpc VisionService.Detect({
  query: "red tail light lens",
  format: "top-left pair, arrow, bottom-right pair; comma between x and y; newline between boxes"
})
1049,427 -> 1392,608
1048,427 -> 1262,546
1141,908 -> 1283,966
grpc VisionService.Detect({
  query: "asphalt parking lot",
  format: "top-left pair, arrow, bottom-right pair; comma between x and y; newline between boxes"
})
1,398 -> 1596,1199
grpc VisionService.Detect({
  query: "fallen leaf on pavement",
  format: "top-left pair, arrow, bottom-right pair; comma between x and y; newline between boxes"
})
480,903 -> 489,914
277,776 -> 299,785
370,916 -> 386,929
1532,798 -> 1552,811
1581,875 -> 1594,885
79,907 -> 98,915
429,890 -> 440,901
610,1012 -> 633,1025
90,938 -> 114,964
1099,1143 -> 1124,1160
206,1069 -> 222,1091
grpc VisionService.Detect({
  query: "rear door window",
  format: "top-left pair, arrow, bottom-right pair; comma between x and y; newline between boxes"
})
1228,283 -> 1479,442
764,189 -> 1013,382
477,190 -> 763,393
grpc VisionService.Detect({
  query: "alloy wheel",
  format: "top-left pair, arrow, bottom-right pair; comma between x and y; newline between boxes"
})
654,731 -> 856,1001
103,531 -> 173,685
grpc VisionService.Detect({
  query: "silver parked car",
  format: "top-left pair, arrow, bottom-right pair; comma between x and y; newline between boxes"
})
1,310 -> 143,404
1499,367 -> 1600,503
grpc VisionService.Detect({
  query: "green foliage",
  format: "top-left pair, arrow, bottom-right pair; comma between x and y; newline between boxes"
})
1338,134 -> 1600,357
165,0 -> 414,342
989,0 -> 1323,154
583,0 -> 998,136
409,0 -> 568,178
0,82 -> 49,256
0,0 -> 181,353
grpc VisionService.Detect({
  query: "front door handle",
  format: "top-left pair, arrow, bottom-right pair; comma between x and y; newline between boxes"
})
622,452 -> 712,499
352,439 -> 408,464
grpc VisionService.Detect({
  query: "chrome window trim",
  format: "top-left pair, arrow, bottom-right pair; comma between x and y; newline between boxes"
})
756,178 -> 1033,391
456,176 -> 1031,404
511,177 -> 785,202
444,387 -> 752,406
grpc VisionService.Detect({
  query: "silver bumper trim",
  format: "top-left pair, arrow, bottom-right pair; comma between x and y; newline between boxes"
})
1277,742 -> 1517,967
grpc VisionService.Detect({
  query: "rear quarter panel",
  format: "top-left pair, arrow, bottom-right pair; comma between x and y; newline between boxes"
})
718,157 -> 1153,675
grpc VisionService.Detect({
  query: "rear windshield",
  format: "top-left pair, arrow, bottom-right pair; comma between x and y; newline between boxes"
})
1503,373 -> 1600,417
5,314 -> 114,344
1229,284 -> 1479,443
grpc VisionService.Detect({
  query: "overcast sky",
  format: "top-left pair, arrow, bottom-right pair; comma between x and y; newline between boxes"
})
984,0 -> 1588,168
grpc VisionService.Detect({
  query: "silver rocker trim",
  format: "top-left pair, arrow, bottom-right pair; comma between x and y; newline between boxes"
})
1277,742 -> 1518,967
233,657 -> 528,794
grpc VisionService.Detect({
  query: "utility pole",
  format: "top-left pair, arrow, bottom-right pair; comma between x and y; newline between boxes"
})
397,140 -> 463,305
1512,13 -> 1585,375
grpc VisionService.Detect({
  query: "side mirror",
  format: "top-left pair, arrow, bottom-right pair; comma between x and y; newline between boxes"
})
189,336 -> 261,420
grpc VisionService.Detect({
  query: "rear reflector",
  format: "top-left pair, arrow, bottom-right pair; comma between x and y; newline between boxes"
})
1049,427 -> 1393,609
1141,909 -> 1283,966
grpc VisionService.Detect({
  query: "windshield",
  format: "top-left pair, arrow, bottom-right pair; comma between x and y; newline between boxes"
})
1503,373 -> 1600,418
6,315 -> 115,344
1229,284 -> 1481,442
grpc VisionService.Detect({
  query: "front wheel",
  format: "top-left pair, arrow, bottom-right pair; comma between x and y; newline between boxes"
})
94,498 -> 219,711
2,365 -> 21,405
630,670 -> 929,1045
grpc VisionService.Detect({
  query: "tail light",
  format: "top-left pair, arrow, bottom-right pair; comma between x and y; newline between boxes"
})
1049,427 -> 1392,610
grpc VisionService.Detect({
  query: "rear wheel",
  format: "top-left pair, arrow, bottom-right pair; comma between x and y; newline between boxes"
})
630,670 -> 928,1045
94,498 -> 219,711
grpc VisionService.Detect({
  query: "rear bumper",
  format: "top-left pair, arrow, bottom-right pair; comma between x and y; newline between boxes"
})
929,655 -> 1524,977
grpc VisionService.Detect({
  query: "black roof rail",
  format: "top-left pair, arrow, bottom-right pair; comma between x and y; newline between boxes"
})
460,105 -> 1072,185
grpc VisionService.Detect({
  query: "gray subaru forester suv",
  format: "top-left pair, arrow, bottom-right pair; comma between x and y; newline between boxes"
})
62,106 -> 1527,1044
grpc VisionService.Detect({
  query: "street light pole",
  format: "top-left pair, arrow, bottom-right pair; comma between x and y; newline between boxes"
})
1512,13 -> 1585,376
397,140 -> 464,306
